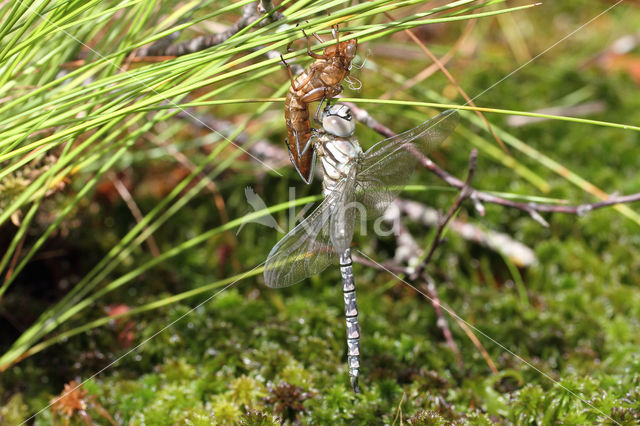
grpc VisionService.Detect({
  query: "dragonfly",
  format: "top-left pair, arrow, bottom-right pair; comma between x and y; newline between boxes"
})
264,104 -> 459,393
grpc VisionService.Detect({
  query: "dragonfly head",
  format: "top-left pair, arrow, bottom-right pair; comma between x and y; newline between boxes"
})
324,38 -> 357,67
322,104 -> 355,137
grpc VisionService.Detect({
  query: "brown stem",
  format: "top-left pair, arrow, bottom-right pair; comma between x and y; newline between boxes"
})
449,311 -> 499,374
422,280 -> 463,369
110,174 -> 161,258
135,1 -> 284,58
415,149 -> 478,277
3,233 -> 25,286
394,198 -> 536,267
346,103 -> 640,223
351,254 -> 409,276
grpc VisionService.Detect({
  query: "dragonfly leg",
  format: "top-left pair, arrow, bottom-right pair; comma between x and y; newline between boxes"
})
285,124 -> 315,184
282,115 -> 303,157
284,119 -> 302,157
332,23 -> 340,44
281,53 -> 316,92
285,39 -> 295,53
300,127 -> 318,157
323,9 -> 339,44
313,95 -> 326,125
285,137 -> 308,182
302,29 -> 329,60
351,376 -> 360,394
299,86 -> 326,103
311,31 -> 324,43
294,128 -> 303,156
286,21 -> 317,52
285,139 -> 296,165
302,84 -> 342,105
280,54 -> 298,89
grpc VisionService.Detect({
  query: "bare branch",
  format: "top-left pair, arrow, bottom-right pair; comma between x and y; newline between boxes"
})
135,1 -> 285,58
352,253 -> 409,276
363,210 -> 463,366
174,109 -> 290,172
448,307 -> 499,374
393,198 -> 537,267
415,149 -> 478,277
347,103 -> 640,220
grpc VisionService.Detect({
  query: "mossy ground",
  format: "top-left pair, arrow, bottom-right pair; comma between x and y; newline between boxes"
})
2,2 -> 640,425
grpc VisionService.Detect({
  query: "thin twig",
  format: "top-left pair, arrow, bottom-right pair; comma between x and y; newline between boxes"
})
144,131 -> 231,225
352,253 -> 493,373
382,214 -> 462,365
393,198 -> 536,267
408,149 -> 478,369
421,280 -> 463,368
134,0 -> 210,59
3,233 -> 26,287
415,149 -> 477,277
135,1 -> 284,58
352,254 -> 408,276
146,117 -> 241,270
448,310 -> 499,374
379,20 -> 476,101
109,174 -> 161,258
392,392 -> 406,426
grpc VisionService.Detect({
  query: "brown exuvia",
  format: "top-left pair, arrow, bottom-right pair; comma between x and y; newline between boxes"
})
281,27 -> 357,183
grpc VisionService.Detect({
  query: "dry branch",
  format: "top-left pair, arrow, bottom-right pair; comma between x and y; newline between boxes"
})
135,1 -> 284,58
392,198 -> 537,267
346,102 -> 640,224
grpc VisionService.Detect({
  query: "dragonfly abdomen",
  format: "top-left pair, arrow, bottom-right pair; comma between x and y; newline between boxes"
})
340,248 -> 361,393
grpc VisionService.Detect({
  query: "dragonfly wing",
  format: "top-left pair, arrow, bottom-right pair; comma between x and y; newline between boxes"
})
264,175 -> 355,289
356,109 -> 459,216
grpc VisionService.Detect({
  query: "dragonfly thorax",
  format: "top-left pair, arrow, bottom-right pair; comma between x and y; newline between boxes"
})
314,132 -> 361,197
315,104 -> 361,196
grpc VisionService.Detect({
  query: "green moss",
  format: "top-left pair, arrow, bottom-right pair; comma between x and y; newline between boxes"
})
0,393 -> 29,424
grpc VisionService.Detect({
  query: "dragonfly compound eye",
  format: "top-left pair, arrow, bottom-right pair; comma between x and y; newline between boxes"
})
322,105 -> 355,137
323,115 -> 356,137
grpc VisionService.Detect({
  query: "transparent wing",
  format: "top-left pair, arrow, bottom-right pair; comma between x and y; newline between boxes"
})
356,109 -> 459,216
264,169 -> 357,288
264,193 -> 337,289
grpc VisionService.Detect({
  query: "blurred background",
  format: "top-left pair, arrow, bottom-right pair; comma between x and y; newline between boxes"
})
1,0 -> 640,423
